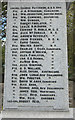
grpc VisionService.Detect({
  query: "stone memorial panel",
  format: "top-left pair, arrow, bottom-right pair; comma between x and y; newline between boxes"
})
3,1 -> 69,111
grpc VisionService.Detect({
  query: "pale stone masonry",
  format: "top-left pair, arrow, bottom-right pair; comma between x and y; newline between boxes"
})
3,1 -> 69,111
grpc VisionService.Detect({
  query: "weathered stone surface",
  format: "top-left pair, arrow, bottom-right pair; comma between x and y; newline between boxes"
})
3,1 -> 69,111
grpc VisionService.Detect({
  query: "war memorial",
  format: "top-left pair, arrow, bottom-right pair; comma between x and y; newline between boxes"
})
1,0 -> 74,119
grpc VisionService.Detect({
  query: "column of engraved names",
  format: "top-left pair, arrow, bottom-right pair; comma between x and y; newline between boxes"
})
19,5 -> 64,105
19,7 -> 44,103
